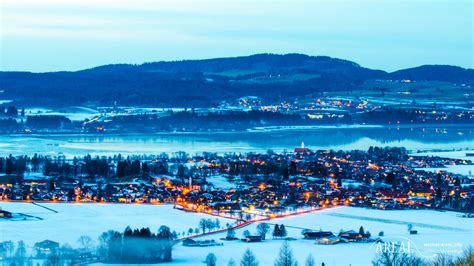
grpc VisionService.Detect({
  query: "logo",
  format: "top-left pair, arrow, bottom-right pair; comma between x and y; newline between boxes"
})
369,236 -> 463,259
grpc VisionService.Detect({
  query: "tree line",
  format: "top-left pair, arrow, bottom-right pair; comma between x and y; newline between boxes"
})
98,226 -> 174,263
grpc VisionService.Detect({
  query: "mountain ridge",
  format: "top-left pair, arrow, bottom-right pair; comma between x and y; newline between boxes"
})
3,53 -> 472,75
0,53 -> 472,107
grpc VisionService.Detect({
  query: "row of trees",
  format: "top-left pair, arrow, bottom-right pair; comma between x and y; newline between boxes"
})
0,240 -> 29,266
199,218 -> 222,234
0,105 -> 22,117
0,240 -> 73,266
2,235 -> 472,265
0,115 -> 72,132
206,241 -> 474,266
0,155 -> 27,175
107,110 -> 307,132
97,226 -> 174,263
272,224 -> 288,239
0,153 -> 170,179
360,109 -> 474,125
205,241 -> 315,266
241,223 -> 285,241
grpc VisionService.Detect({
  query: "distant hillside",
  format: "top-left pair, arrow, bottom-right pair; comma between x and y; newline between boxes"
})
0,54 -> 472,107
81,53 -> 385,80
84,54 -> 361,72
389,65 -> 474,83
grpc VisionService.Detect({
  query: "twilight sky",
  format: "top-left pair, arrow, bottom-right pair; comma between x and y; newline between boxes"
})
0,0 -> 472,72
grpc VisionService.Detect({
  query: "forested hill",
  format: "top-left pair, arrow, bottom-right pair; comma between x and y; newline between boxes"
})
390,65 -> 474,82
82,54 -> 382,77
0,54 -> 472,107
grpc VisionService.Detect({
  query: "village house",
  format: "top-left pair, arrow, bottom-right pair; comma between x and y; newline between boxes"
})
338,230 -> 371,242
303,231 -> 334,239
243,235 -> 263,243
34,240 -> 60,257
408,186 -> 433,200
376,190 -> 408,202
0,208 -> 12,218
317,235 -> 347,245
182,239 -> 223,247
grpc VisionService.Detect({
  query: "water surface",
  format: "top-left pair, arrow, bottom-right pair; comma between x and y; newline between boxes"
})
1,125 -> 472,157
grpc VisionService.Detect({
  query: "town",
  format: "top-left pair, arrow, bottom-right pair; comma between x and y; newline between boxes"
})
1,145 -> 473,265
1,146 -> 472,216
0,93 -> 472,133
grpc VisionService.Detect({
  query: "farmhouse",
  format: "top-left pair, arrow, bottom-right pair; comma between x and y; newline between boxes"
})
0,209 -> 12,218
317,236 -> 347,245
338,230 -> 371,242
34,240 -> 60,257
303,231 -> 334,239
243,235 -> 263,242
182,239 -> 223,247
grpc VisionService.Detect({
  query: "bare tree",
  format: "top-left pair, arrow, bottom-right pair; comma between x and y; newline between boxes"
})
431,253 -> 455,266
77,235 -> 94,251
199,219 -> 208,233
372,244 -> 424,266
97,231 -> 114,259
46,249 -> 63,266
456,246 -> 474,265
305,254 -> 315,266
256,223 -> 270,240
372,248 -> 403,266
14,241 -> 27,266
0,241 -> 15,259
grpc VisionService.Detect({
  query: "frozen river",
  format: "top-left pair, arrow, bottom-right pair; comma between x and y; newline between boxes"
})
0,125 -> 472,157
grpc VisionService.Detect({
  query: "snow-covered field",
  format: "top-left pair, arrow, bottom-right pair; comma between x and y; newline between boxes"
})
25,107 -> 99,121
411,150 -> 474,177
169,207 -> 473,266
411,150 -> 473,161
416,165 -> 473,176
247,124 -> 383,132
0,203 -> 235,247
1,203 -> 472,265
208,175 -> 238,190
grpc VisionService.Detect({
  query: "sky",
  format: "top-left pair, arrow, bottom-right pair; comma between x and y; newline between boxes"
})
0,0 -> 472,72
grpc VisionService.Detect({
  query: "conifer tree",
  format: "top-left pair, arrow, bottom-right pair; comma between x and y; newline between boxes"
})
273,224 -> 281,239
274,241 -> 298,266
240,248 -> 259,266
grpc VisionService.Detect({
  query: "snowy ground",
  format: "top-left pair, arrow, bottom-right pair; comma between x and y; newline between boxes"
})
25,107 -> 99,122
1,203 -> 472,265
167,207 -> 473,266
1,150 -> 473,264
0,203 -> 235,247
207,175 -> 238,190
415,165 -> 473,177
247,124 -> 383,132
411,150 -> 473,161
411,150 -> 474,177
